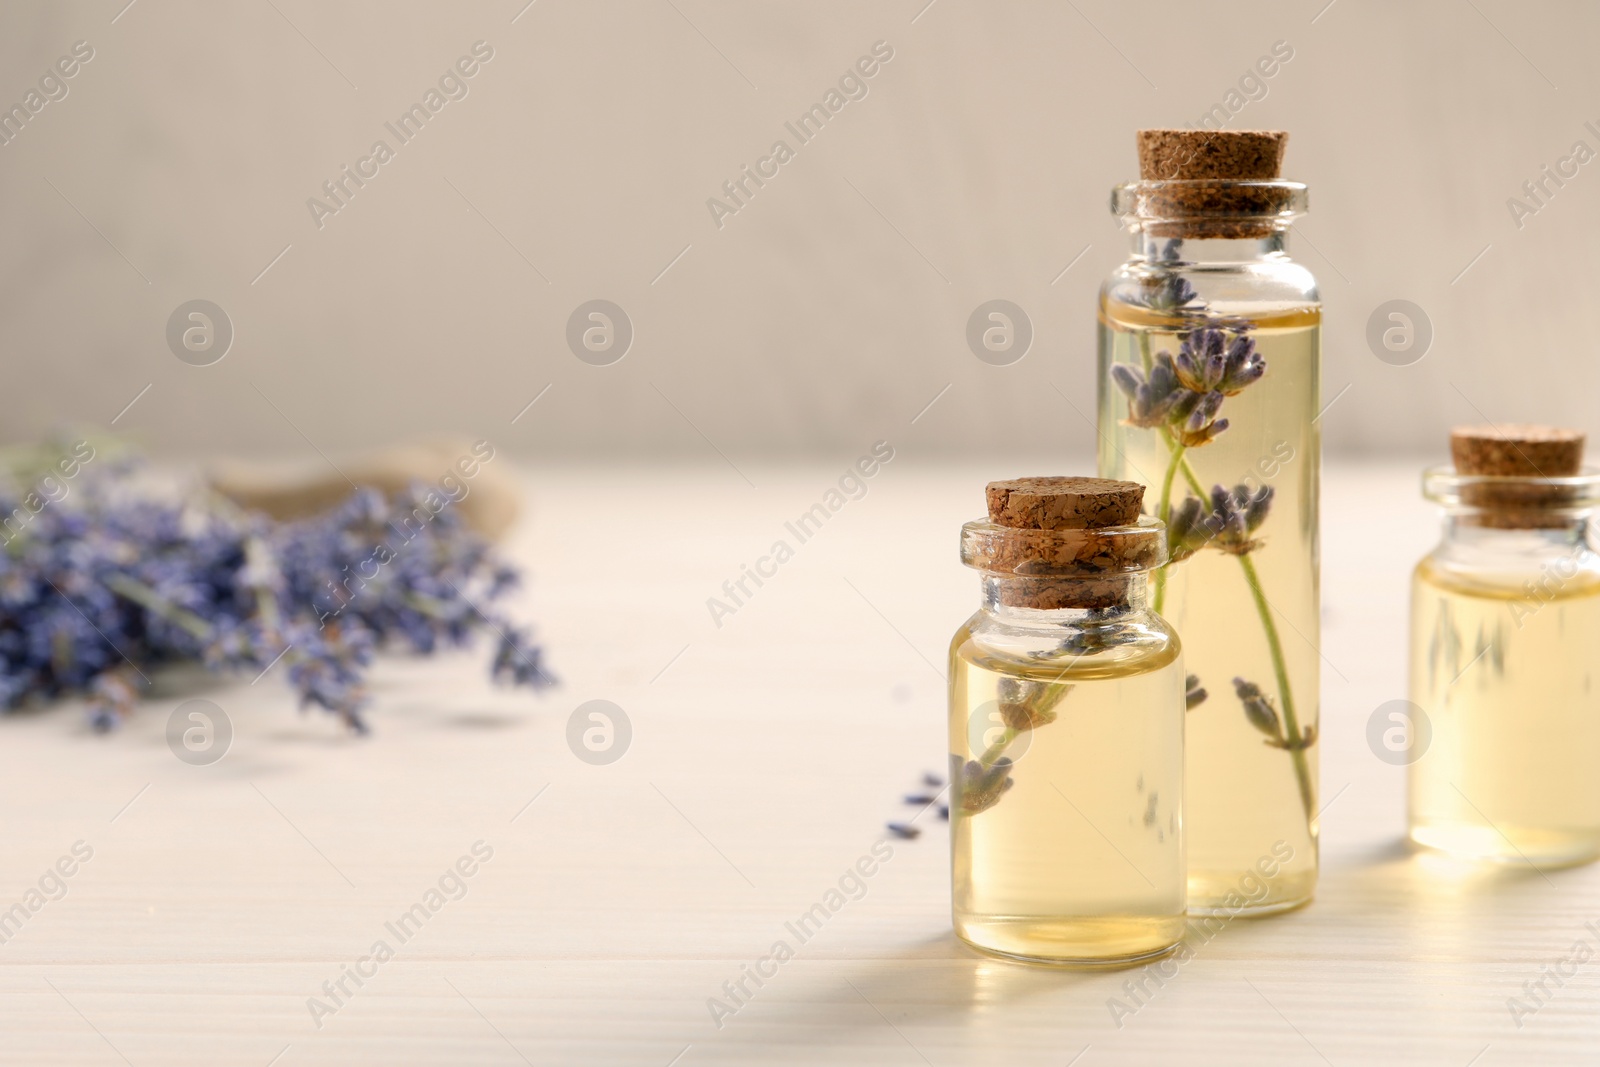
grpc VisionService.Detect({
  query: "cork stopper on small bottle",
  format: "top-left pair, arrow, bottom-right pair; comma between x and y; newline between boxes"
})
975,477 -> 1153,611
986,476 -> 1144,531
1450,424 -> 1584,477
1134,128 -> 1292,240
1449,424 -> 1587,528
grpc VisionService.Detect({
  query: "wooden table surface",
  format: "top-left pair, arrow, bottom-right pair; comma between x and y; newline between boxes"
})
2,458 -> 1595,1066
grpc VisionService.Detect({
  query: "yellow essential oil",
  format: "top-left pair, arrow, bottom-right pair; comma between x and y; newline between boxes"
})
1408,435 -> 1600,867
1098,300 -> 1320,914
949,477 -> 1186,966
950,632 -> 1186,962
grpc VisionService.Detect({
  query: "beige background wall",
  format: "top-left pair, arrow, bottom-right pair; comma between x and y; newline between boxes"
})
2,0 -> 1596,461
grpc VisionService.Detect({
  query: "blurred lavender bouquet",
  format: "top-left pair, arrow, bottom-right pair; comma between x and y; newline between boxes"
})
0,437 -> 554,733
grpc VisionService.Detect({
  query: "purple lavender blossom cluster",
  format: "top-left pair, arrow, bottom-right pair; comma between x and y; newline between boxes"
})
1109,327 -> 1265,448
0,452 -> 553,733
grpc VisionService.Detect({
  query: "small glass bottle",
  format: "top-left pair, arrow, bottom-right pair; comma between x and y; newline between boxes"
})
1409,425 -> 1600,867
1096,129 -> 1320,915
949,476 -> 1186,965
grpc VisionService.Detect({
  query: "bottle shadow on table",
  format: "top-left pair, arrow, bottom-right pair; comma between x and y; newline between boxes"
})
704,930 -> 1181,1062
1328,833 -> 1597,956
1339,833 -> 1593,889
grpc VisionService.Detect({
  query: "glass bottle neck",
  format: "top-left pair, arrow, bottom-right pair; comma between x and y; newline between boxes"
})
980,573 -> 1152,623
1130,230 -> 1291,265
1441,512 -> 1592,546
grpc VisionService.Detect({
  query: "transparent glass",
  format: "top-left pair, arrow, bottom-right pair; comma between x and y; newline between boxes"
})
1095,181 -> 1320,915
948,518 -> 1186,965
1409,467 -> 1600,867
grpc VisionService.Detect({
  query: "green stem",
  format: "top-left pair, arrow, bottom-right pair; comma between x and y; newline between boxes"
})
976,680 -> 1074,768
1157,441 -> 1185,521
1144,424 -> 1315,824
244,537 -> 281,633
403,591 -> 454,618
1175,452 -> 1206,499
1237,553 -> 1315,822
103,574 -> 213,640
1152,435 -> 1187,613
977,727 -> 1018,769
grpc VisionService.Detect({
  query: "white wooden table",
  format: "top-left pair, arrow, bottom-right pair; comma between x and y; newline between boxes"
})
2,459 -> 1593,1066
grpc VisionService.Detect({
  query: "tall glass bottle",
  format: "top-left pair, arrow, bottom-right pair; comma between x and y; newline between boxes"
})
1095,131 -> 1320,915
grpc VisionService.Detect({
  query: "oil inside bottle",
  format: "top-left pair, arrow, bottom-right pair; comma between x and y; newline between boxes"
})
1409,559 -> 1600,866
949,628 -> 1187,963
1098,299 -> 1320,914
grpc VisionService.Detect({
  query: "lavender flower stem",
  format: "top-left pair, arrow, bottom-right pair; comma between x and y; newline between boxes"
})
245,536 -> 281,632
1152,433 -> 1187,613
102,574 -> 213,640
977,680 -> 1073,768
1158,443 -> 1186,519
1174,451 -> 1207,499
1237,553 -> 1315,821
402,592 -> 454,618
1147,435 -> 1314,823
977,728 -> 1018,769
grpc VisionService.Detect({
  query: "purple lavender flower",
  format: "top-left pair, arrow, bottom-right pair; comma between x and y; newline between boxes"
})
1135,273 -> 1200,312
1110,352 -> 1191,431
0,461 -> 554,733
954,755 -> 1015,815
1174,328 -> 1264,397
1233,677 -> 1281,739
1110,327 -> 1264,448
1126,240 -> 1202,312
1232,676 -> 1316,751
1167,484 -> 1274,562
491,624 -> 556,689
1109,351 -> 1226,448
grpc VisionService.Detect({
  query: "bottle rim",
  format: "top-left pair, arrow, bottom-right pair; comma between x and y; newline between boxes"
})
1111,180 -> 1308,225
1422,464 -> 1600,512
960,515 -> 1167,576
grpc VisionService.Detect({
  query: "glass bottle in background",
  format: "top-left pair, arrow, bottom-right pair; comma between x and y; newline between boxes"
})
1410,425 -> 1600,866
1096,130 -> 1320,915
949,476 -> 1187,965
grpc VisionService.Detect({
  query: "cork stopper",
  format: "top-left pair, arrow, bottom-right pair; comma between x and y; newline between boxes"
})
973,477 -> 1153,611
986,476 -> 1144,531
1137,129 -> 1287,182
1133,128 -> 1292,239
1449,424 -> 1587,528
1450,424 -> 1584,477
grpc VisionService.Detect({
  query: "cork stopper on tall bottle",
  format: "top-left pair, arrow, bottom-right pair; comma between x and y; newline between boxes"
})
1450,424 -> 1587,527
1134,128 -> 1291,239
1137,129 -> 1287,182
975,476 -> 1153,610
